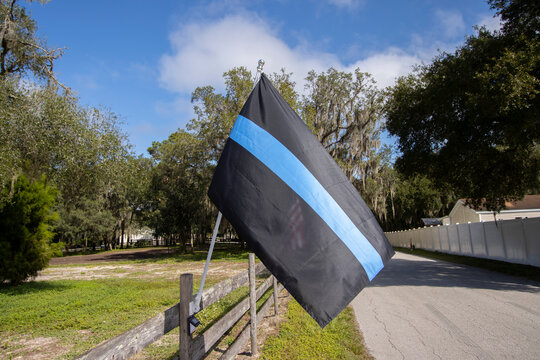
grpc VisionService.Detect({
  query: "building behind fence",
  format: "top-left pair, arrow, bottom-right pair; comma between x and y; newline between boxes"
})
385,217 -> 540,267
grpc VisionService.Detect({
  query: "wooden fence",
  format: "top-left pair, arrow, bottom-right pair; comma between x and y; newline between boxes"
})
76,254 -> 283,360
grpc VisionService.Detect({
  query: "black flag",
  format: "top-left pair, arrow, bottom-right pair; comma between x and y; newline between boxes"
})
208,74 -> 393,327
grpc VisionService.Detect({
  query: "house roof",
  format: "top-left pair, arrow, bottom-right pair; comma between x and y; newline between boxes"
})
421,218 -> 443,226
460,195 -> 540,211
505,195 -> 540,210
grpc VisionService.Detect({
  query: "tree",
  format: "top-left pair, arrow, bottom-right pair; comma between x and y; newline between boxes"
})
384,175 -> 454,230
189,67 -> 254,164
386,0 -> 539,211
0,175 -> 57,285
147,130 -> 210,251
121,155 -> 153,247
302,68 -> 391,218
55,197 -> 115,250
269,68 -> 300,113
146,68 -> 303,248
303,68 -> 385,184
0,0 -> 65,87
488,0 -> 539,39
0,0 -> 138,256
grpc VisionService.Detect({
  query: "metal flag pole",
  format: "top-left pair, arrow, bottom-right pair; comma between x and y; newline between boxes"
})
190,59 -> 265,321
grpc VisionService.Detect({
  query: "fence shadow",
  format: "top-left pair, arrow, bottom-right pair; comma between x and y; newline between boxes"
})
370,255 -> 540,293
1,280 -> 72,296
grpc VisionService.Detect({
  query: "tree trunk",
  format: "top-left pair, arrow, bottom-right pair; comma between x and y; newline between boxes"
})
127,211 -> 134,247
120,219 -> 125,249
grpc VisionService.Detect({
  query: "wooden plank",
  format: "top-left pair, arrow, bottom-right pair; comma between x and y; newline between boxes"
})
273,276 -> 278,316
75,305 -> 175,360
220,284 -> 284,360
193,262 -> 266,311
220,318 -> 251,360
76,264 -> 269,360
189,276 -> 274,360
179,274 -> 193,360
249,253 -> 258,356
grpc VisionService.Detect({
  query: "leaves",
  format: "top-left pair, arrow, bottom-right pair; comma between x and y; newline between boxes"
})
0,175 -> 57,284
386,1 -> 540,211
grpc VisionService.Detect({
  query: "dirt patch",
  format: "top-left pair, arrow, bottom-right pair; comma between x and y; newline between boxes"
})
40,248 -> 248,282
1,336 -> 72,360
49,248 -> 174,265
36,261 -> 247,282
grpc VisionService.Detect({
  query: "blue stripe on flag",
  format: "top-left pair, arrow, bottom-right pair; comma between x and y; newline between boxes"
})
229,115 -> 384,280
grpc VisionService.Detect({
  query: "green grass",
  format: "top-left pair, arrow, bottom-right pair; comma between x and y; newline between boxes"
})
0,278 -> 182,358
0,250 -> 253,359
261,300 -> 372,360
0,248 -> 264,359
395,247 -> 540,282
47,247 -> 252,268
2,246 -> 374,359
0,276 -> 251,359
138,275 -> 274,360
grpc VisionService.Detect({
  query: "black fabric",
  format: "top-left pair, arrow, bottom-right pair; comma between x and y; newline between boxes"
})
208,74 -> 393,327
240,75 -> 393,262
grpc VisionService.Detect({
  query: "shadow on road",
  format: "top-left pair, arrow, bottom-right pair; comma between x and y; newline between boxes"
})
371,255 -> 540,293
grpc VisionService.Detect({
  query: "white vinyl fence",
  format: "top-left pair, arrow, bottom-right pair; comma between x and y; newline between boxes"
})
385,217 -> 540,267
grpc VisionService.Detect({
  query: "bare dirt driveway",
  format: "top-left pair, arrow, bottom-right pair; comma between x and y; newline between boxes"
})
38,248 -> 247,282
352,252 -> 540,360
48,247 -> 174,265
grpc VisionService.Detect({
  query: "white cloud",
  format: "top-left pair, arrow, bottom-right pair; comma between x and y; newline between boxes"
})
159,15 -> 339,94
158,13 -> 432,95
477,13 -> 502,32
435,9 -> 466,38
348,49 -> 422,88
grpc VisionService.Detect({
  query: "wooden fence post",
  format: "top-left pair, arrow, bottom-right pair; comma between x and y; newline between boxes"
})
273,276 -> 279,316
248,253 -> 258,356
179,273 -> 193,360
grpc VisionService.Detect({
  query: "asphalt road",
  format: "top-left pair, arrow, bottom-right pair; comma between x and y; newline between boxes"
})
351,252 -> 540,360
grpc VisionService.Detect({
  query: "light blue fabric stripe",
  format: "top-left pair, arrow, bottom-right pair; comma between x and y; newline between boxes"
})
229,115 -> 384,280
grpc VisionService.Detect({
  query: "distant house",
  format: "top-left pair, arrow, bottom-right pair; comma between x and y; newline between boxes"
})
118,227 -> 163,246
421,218 -> 443,226
441,195 -> 540,225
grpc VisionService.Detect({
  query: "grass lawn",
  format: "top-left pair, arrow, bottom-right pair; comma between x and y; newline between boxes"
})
0,278 -> 182,358
1,247 -> 373,359
136,283 -> 277,360
261,300 -> 372,360
0,247 -> 252,359
395,247 -> 540,282
49,246 -> 251,266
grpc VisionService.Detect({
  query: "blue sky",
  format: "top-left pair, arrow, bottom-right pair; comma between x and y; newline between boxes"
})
27,0 -> 500,156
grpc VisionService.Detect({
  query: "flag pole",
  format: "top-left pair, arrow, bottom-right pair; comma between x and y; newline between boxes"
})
190,59 -> 265,317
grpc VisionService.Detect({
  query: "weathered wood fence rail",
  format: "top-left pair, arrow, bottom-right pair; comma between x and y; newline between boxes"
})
76,254 -> 283,360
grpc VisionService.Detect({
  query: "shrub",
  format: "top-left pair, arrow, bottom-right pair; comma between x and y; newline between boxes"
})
48,241 -> 66,258
0,176 -> 57,285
